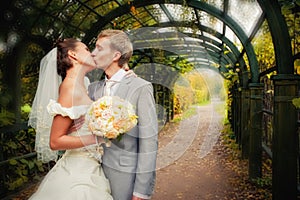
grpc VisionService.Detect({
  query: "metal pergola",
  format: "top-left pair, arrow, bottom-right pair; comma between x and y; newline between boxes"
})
1,0 -> 300,199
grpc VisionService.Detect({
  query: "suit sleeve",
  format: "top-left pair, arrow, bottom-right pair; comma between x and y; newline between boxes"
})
133,83 -> 158,197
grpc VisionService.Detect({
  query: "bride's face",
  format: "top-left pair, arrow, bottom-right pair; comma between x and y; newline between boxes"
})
74,42 -> 96,71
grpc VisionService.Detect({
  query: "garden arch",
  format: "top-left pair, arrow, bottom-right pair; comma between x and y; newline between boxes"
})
1,1 -> 299,199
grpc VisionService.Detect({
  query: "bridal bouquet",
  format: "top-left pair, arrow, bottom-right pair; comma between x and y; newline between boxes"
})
87,96 -> 138,145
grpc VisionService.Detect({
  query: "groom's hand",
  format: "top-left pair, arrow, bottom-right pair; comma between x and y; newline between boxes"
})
125,70 -> 137,78
123,63 -> 137,78
132,195 -> 144,200
67,116 -> 85,134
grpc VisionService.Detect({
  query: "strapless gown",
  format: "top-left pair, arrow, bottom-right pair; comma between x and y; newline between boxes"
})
29,100 -> 113,200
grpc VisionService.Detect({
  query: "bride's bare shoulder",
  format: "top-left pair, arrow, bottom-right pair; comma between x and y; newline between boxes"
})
57,79 -> 76,107
58,79 -> 90,107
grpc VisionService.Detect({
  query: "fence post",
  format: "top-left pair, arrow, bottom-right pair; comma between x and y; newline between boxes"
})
234,88 -> 242,146
241,88 -> 250,159
272,74 -> 299,200
249,83 -> 263,179
231,87 -> 237,142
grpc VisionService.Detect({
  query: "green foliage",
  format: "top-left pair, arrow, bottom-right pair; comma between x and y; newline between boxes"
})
20,43 -> 44,106
279,0 -> 300,15
173,70 -> 211,118
221,119 -> 272,199
279,1 -> 300,75
21,104 -> 32,121
222,122 -> 237,144
0,127 -> 47,192
0,67 -> 15,127
172,106 -> 197,123
174,83 -> 194,114
194,89 -> 208,103
223,69 -> 240,85
143,50 -> 195,74
252,21 -> 276,75
251,177 -> 272,189
21,104 -> 31,114
0,109 -> 15,127
132,49 -> 198,118
4,157 -> 45,191
186,71 -> 209,103
292,97 -> 300,108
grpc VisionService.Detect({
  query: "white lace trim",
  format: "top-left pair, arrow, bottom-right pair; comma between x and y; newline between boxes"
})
47,99 -> 90,119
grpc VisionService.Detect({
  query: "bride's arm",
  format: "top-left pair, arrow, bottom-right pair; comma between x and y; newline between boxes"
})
49,115 -> 98,150
51,80 -> 105,150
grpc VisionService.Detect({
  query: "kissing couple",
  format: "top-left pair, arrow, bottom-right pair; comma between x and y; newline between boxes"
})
28,29 -> 158,200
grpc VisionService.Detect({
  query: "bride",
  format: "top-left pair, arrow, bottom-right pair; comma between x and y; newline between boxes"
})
28,38 -> 112,200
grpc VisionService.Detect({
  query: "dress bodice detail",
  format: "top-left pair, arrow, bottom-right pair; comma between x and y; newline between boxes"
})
47,99 -> 90,119
47,100 -> 103,162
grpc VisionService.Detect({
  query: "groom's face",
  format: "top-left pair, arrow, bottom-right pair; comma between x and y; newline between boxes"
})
92,37 -> 116,71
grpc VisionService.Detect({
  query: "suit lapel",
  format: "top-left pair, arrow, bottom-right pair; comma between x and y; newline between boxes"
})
115,76 -> 133,99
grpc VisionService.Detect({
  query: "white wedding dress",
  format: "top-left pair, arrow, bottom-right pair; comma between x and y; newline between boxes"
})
29,100 -> 113,200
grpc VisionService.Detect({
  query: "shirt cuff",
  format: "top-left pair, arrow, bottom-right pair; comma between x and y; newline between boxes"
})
133,192 -> 151,199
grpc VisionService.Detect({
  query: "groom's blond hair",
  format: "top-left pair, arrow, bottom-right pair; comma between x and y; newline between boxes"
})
97,29 -> 133,67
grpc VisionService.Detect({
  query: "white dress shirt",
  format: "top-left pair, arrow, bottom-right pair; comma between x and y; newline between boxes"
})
104,69 -> 126,96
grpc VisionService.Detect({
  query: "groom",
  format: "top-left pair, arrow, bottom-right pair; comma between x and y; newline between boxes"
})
89,29 -> 158,200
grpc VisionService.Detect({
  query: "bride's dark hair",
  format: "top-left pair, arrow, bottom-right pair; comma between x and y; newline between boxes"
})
55,38 -> 79,80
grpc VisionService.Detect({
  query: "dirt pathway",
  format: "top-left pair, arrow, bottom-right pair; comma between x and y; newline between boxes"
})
152,101 -> 271,200
152,101 -> 237,199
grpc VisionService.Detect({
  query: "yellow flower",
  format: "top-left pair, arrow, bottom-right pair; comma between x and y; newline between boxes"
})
105,131 -> 118,139
113,119 -> 126,131
93,109 -> 102,117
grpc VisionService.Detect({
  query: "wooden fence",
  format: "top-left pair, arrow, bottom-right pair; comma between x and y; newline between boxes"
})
230,75 -> 300,200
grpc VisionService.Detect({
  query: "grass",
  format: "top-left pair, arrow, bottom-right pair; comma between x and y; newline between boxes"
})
171,106 -> 197,123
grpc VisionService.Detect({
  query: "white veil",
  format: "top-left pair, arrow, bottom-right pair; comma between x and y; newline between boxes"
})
28,47 -> 62,163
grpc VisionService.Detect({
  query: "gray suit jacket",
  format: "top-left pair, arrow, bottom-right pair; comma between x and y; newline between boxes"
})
88,75 -> 158,200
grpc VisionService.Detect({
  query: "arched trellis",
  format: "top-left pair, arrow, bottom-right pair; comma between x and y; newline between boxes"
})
128,27 -> 225,72
0,0 -> 299,199
83,0 -> 260,83
155,22 -> 248,83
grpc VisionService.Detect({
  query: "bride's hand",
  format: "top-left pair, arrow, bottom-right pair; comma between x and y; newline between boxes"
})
96,136 -> 105,144
132,195 -> 144,200
125,70 -> 137,78
68,116 -> 85,134
123,64 -> 137,78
